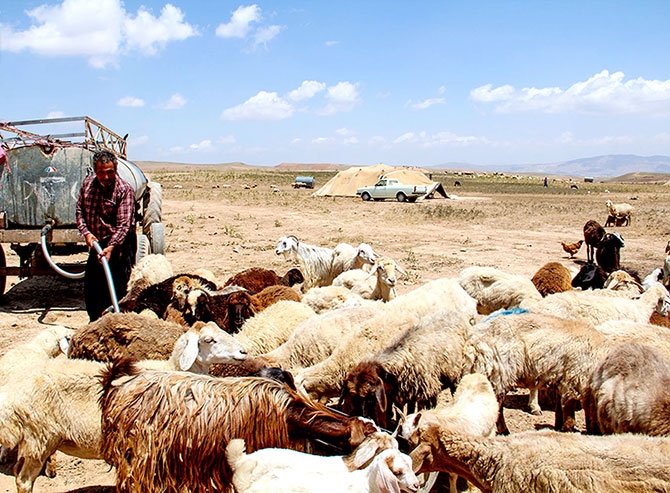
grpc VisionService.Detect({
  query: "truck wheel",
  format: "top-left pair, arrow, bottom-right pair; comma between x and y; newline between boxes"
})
142,182 -> 163,235
136,234 -> 150,263
361,192 -> 372,201
396,192 -> 407,202
149,223 -> 166,255
0,245 -> 6,296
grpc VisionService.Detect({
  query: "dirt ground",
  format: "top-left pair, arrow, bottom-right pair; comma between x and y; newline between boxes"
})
0,165 -> 668,492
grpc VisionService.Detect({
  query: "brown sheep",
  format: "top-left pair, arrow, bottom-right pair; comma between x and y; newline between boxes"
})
583,219 -> 606,264
68,312 -> 188,361
531,262 -> 573,297
121,273 -> 217,316
224,267 -> 282,293
191,285 -> 302,333
99,361 -> 379,493
223,267 -> 305,293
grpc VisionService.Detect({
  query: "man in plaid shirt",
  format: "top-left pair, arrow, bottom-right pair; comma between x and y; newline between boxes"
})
76,149 -> 137,321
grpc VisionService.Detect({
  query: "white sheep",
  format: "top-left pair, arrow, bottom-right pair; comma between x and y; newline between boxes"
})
646,266 -> 665,290
332,241 -> 378,276
120,253 -> 174,306
261,305 -> 383,370
296,278 -> 478,401
0,325 -> 73,469
463,311 -> 609,433
409,429 -> 670,492
333,256 -> 405,302
0,325 -> 72,385
584,341 -> 670,436
458,266 -> 542,315
606,199 -> 633,224
603,269 -> 644,296
275,235 -> 339,290
339,310 -> 474,430
400,373 -> 499,493
0,321 -> 247,493
275,236 -> 376,291
302,285 -> 376,314
234,300 -> 316,356
520,281 -> 670,326
226,437 -> 420,493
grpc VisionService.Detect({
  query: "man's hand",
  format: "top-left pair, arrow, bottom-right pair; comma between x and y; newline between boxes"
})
99,245 -> 114,263
85,233 -> 98,249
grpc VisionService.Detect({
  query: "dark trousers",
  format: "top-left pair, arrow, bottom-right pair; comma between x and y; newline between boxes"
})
84,231 -> 136,322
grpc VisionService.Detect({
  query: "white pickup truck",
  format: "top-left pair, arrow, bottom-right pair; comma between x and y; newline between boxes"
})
356,178 -> 428,202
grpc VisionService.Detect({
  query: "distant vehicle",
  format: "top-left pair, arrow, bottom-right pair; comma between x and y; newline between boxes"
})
293,176 -> 315,189
356,177 -> 428,202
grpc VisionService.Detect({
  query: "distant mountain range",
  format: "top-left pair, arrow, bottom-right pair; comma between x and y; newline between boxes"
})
140,154 -> 670,182
436,154 -> 670,178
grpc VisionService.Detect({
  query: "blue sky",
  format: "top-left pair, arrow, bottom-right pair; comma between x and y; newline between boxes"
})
1,0 -> 670,167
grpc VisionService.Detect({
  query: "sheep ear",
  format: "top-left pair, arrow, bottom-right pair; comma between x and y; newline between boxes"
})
179,332 -> 200,370
375,377 -> 387,412
375,455 -> 401,493
59,336 -> 71,356
392,404 -> 406,434
409,442 -> 432,474
395,263 -> 407,277
352,437 -> 381,469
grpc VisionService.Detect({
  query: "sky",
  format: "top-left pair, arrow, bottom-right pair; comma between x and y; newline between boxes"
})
1,0 -> 670,168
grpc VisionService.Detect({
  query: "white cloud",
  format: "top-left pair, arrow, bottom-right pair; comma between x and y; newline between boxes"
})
318,81 -> 360,115
216,4 -> 260,38
46,111 -> 66,118
123,4 -> 197,56
407,97 -> 446,110
312,137 -> 335,144
343,137 -> 358,145
190,139 -> 214,151
218,135 -> 236,144
335,128 -> 353,136
158,93 -> 187,110
0,0 -> 197,68
254,24 -> 283,48
221,90 -> 294,120
117,96 -> 145,107
287,80 -> 325,102
393,130 -> 482,147
470,70 -> 670,115
128,135 -> 149,146
325,40 -> 339,47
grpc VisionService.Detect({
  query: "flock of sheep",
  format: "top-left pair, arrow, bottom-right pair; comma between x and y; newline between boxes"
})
1,222 -> 670,492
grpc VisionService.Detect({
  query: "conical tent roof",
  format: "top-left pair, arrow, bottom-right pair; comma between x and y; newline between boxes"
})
312,164 -> 438,197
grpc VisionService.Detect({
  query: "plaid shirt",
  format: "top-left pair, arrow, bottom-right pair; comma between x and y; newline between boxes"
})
76,173 -> 136,248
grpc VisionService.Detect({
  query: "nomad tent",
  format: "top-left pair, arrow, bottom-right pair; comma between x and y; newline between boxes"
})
312,163 -> 449,198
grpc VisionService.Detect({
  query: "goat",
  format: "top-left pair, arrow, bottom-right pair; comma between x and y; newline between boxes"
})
99,366 -> 380,493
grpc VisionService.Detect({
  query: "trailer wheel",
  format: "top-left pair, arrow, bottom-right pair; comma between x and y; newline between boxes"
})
142,182 -> 162,235
136,234 -> 150,263
149,223 -> 166,255
0,245 -> 6,296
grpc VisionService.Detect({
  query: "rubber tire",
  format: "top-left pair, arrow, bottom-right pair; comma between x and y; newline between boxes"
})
361,192 -> 372,201
142,182 -> 163,235
396,192 -> 407,202
136,234 -> 150,263
0,245 -> 6,296
149,223 -> 166,255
